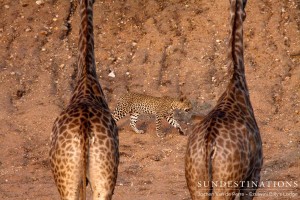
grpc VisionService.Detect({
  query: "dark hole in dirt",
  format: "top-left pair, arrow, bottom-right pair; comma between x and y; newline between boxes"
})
16,89 -> 26,99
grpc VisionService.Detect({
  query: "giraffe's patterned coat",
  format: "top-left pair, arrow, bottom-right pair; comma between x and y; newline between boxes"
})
185,0 -> 263,199
49,0 -> 119,199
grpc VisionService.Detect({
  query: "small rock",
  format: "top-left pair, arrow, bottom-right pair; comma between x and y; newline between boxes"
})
10,72 -> 15,75
15,71 -> 22,76
40,30 -> 48,36
108,71 -> 116,78
4,5 -> 9,9
53,18 -> 58,22
283,36 -> 290,46
41,48 -> 46,51
61,25 -> 69,31
125,71 -> 130,75
36,0 -> 45,5
25,28 -> 32,32
162,149 -> 172,155
150,155 -> 162,161
216,39 -> 221,43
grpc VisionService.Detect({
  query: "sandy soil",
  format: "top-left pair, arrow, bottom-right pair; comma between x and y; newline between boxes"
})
0,0 -> 299,199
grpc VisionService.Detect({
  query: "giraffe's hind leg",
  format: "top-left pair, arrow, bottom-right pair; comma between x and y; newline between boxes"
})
239,168 -> 261,200
50,135 -> 85,200
88,145 -> 118,200
210,149 -> 243,200
88,123 -> 118,200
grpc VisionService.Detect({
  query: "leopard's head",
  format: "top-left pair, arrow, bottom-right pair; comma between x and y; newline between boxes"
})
173,97 -> 192,112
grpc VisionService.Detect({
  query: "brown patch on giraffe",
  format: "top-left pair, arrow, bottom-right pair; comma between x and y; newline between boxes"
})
68,123 -> 77,129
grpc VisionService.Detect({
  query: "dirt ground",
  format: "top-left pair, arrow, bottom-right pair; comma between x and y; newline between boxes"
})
0,0 -> 299,199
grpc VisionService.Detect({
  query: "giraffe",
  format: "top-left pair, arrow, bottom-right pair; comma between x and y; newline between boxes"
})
185,0 -> 263,199
49,0 -> 119,199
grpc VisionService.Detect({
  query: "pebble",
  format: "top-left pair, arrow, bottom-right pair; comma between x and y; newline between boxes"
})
4,5 -> 9,9
212,76 -> 217,82
25,28 -> 32,32
40,30 -> 48,36
162,148 -> 172,154
36,0 -> 44,5
108,71 -> 116,78
61,25 -> 69,31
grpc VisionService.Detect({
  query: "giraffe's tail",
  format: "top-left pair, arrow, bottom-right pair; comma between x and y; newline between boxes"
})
79,116 -> 90,200
207,141 -> 216,200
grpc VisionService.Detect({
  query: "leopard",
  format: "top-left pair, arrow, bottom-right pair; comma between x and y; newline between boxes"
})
112,92 -> 192,137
